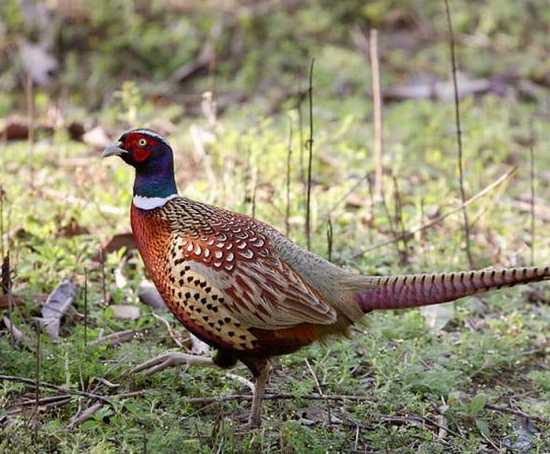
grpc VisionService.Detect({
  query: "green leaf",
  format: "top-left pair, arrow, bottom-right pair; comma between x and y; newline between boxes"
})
475,418 -> 489,436
468,393 -> 487,416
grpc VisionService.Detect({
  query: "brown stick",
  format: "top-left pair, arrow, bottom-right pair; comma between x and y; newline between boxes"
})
183,392 -> 375,404
0,375 -> 114,405
305,358 -> 332,425
529,146 -> 536,265
285,118 -> 293,237
369,29 -> 383,200
392,174 -> 409,264
485,403 -> 549,424
83,268 -> 88,348
0,186 -> 4,260
26,74 -> 35,189
68,401 -> 104,428
444,0 -> 474,268
297,96 -> 306,187
326,216 -> 333,262
305,58 -> 315,251
34,323 -> 41,422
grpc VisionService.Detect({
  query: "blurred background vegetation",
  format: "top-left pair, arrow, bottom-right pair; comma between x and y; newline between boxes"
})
1,0 -> 549,452
1,0 -> 549,115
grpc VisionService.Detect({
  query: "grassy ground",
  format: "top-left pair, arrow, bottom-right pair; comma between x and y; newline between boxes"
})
1,1 -> 550,452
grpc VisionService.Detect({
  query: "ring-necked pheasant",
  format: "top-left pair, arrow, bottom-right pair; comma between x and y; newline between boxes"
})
103,128 -> 549,428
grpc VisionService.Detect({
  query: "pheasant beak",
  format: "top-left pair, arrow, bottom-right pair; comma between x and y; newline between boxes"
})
102,142 -> 128,158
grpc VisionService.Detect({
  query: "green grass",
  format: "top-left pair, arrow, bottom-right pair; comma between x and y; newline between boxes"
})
1,1 -> 550,452
1,90 -> 549,452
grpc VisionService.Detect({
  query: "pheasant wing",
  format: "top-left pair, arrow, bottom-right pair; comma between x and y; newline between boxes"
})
164,198 -> 337,330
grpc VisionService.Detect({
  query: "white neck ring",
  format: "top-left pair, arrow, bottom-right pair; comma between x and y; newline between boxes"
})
133,194 -> 178,210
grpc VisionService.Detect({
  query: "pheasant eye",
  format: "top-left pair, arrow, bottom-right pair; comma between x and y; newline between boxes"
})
138,138 -> 148,147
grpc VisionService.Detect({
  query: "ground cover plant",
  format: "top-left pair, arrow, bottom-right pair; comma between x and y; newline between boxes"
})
1,1 -> 549,452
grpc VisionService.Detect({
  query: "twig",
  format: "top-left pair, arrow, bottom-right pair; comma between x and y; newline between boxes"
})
34,322 -> 41,433
1,253 -> 16,343
366,175 -> 375,244
67,390 -> 148,428
392,174 -> 409,264
384,414 -> 466,440
2,316 -> 29,346
285,118 -> 293,237
305,58 -> 315,251
26,73 -> 35,189
352,167 -> 516,258
183,392 -> 375,404
100,249 -> 107,305
297,95 -> 306,187
0,375 -> 114,405
0,186 -> 4,260
379,189 -> 402,259
251,165 -> 258,220
305,358 -> 331,425
152,313 -> 184,348
68,401 -> 104,428
326,216 -> 333,262
89,329 -> 141,347
369,29 -> 383,200
324,176 -> 366,218
480,431 -> 500,451
444,0 -> 474,268
13,395 -> 71,408
529,146 -> 535,265
485,403 -> 549,424
224,373 -> 254,393
83,267 -> 88,348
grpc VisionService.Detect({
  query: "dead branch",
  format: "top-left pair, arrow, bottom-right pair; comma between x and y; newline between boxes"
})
369,29 -> 383,200
444,0 -> 474,268
305,58 -> 315,250
0,375 -> 114,405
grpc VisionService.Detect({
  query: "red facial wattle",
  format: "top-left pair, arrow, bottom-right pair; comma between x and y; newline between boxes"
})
133,147 -> 151,162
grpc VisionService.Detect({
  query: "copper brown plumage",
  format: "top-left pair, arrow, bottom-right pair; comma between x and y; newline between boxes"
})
103,128 -> 550,428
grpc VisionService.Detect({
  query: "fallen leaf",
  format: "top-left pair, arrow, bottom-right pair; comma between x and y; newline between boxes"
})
114,265 -> 128,289
0,294 -> 24,310
503,417 -> 538,453
82,126 -> 111,148
94,233 -> 136,262
345,193 -> 365,209
110,305 -> 140,320
138,281 -> 166,311
383,73 -> 492,102
56,217 -> 90,238
190,334 -> 210,355
420,302 -> 454,334
67,122 -> 86,141
37,279 -> 77,339
19,40 -> 58,86
2,316 -> 30,346
2,119 -> 28,141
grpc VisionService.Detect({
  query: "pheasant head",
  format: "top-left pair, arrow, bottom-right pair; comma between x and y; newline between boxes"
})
103,129 -> 178,208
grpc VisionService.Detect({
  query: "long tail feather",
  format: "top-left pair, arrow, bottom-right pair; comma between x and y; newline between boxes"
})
350,266 -> 549,313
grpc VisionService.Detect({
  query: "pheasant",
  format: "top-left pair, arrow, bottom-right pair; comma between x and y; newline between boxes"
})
103,128 -> 549,428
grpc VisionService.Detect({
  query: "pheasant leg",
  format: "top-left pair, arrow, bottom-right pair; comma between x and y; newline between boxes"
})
243,360 -> 272,429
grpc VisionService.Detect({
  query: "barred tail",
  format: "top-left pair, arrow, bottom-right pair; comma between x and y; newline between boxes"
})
352,266 -> 549,313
